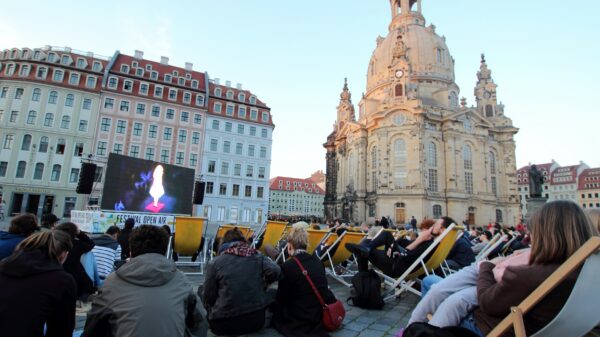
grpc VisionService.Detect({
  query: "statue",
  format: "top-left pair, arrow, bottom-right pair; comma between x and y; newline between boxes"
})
528,164 -> 544,198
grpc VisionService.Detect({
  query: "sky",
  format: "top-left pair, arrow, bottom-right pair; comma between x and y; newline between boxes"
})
1,1 -> 599,178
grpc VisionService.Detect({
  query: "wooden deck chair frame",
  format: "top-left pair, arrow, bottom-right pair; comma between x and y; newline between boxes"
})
169,217 -> 207,275
250,220 -> 269,248
320,231 -> 367,286
487,236 -> 600,337
499,235 -> 518,257
256,220 -> 288,255
440,231 -> 469,276
475,233 -> 501,262
374,224 -> 462,301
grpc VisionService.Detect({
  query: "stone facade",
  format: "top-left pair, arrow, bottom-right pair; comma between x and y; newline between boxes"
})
324,0 -> 519,226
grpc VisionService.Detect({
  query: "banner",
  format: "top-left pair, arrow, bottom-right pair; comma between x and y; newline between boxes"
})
70,211 -> 175,233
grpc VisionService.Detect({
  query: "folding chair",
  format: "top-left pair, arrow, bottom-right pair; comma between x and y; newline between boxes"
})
170,216 -> 207,275
475,233 -> 501,261
256,220 -> 288,254
477,234 -> 507,262
487,236 -> 600,337
211,224 -> 254,257
499,235 -> 518,257
320,231 -> 367,286
374,224 -> 463,301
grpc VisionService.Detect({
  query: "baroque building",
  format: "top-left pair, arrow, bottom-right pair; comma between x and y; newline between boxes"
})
324,0 -> 519,226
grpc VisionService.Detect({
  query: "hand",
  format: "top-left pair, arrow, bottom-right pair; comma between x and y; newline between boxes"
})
418,227 -> 434,242
387,247 -> 392,258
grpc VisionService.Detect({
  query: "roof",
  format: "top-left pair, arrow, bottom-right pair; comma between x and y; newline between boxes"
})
207,82 -> 273,126
578,168 -> 600,190
269,176 -> 325,195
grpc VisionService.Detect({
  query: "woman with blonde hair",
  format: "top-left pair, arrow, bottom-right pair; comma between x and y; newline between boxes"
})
0,230 -> 76,337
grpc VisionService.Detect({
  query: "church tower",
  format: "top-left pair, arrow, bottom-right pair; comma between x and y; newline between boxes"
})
474,54 -> 501,118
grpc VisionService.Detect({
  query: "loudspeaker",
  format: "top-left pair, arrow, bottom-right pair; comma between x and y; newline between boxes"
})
76,163 -> 97,194
193,181 -> 206,205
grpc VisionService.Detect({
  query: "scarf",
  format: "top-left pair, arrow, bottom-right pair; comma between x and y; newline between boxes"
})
220,241 -> 257,257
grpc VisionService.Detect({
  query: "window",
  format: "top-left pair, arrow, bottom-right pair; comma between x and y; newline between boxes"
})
196,95 -> 204,106
436,48 -> 445,64
180,111 -> 189,122
53,69 -> 64,82
189,153 -> 198,167
119,100 -> 130,112
219,183 -> 227,195
463,145 -> 473,170
104,97 -> 114,109
245,186 -> 252,197
61,55 -> 70,65
68,73 -> 80,85
136,68 -> 144,77
206,182 -> 214,194
120,64 -> 129,73
176,152 -> 184,165
148,125 -> 158,138
13,88 -> 24,100
258,167 -> 266,179
237,124 -> 244,134
82,98 -> 92,110
393,139 -> 407,188
33,163 -> 44,180
260,146 -> 267,159
465,172 -> 474,194
92,62 -> 102,72
38,137 -> 48,152
178,130 -> 187,143
232,184 -> 240,197
21,134 -> 32,151
495,209 -> 503,223
212,120 -> 220,130
207,160 -> 216,173
214,102 -> 222,113
108,77 -> 118,89
100,118 -> 111,132
0,87 -> 7,98
235,143 -> 243,155
160,149 -> 169,163
491,176 -> 498,196
214,87 -> 222,97
223,141 -> 231,153
221,162 -> 229,175
154,86 -> 163,97
250,96 -> 256,104
485,105 -> 494,117
183,92 -> 191,103
234,164 -> 241,176
74,143 -> 84,156
26,110 -> 37,124
113,143 -> 123,155
262,112 -> 269,122
194,113 -> 202,124
78,120 -> 88,132
31,88 -> 41,101
9,111 -> 18,123
238,106 -> 246,118
139,83 -> 149,95
94,166 -> 104,183
224,122 -> 232,132
44,112 -> 54,127
69,168 -> 80,183
433,205 -> 442,218
248,145 -> 255,157
65,94 -> 74,107
150,71 -> 158,80
131,122 -> 142,136
250,109 -> 258,120
48,91 -> 58,104
165,74 -> 172,83
136,103 -> 146,115
166,109 -> 174,119
489,152 -> 497,174
151,105 -> 160,117
226,104 -> 234,116
60,115 -> 71,129
257,186 -> 264,198
428,169 -> 438,192
168,89 -> 177,100
76,58 -> 85,68
246,165 -> 254,177
261,128 -> 268,138
191,132 -> 200,144
97,141 -> 107,155
129,145 -> 140,158
0,162 -> 7,177
15,161 -> 27,178
36,67 -> 47,79
115,120 -> 126,134
210,139 -> 218,151
19,65 -> 30,77
427,142 -> 437,167
145,147 -> 155,160
163,127 -> 172,140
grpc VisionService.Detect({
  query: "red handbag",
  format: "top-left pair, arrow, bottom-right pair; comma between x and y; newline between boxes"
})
293,257 -> 345,331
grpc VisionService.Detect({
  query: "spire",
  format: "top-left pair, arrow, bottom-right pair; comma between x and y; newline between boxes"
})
340,77 -> 351,103
477,53 -> 492,81
336,78 -> 355,127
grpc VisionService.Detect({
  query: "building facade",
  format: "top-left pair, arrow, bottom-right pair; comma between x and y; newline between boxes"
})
0,46 -> 107,217
324,0 -> 520,226
516,161 -> 559,218
268,176 -> 325,218
201,80 -> 273,229
548,162 -> 588,203
579,168 -> 600,209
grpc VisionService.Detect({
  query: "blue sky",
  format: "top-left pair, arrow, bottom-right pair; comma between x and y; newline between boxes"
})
2,1 -> 598,178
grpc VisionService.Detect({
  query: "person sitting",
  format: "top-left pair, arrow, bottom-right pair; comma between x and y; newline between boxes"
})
586,208 -> 600,232
82,225 -> 207,337
264,221 -> 308,260
117,218 -> 135,259
0,230 -> 76,337
471,230 -> 492,255
201,227 -> 280,336
0,213 -> 38,260
56,222 -> 95,301
91,226 -> 122,281
445,231 -> 475,271
345,217 -> 455,278
40,213 -> 60,232
272,227 -> 337,337
409,200 -> 598,337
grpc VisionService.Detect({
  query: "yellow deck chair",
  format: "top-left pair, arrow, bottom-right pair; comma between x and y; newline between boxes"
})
212,224 -> 254,257
376,224 -> 463,301
258,220 -> 288,254
306,229 -> 332,254
171,217 -> 206,275
321,231 -> 367,286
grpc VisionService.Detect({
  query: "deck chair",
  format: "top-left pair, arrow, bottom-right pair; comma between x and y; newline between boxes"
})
257,220 -> 288,254
211,224 -> 254,257
487,236 -> 600,337
477,234 -> 507,262
169,217 -> 206,275
499,235 -> 518,257
475,233 -> 502,261
275,229 -> 333,262
320,231 -> 367,286
375,224 -> 463,301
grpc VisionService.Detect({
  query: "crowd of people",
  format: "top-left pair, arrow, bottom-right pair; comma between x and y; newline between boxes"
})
0,202 -> 598,337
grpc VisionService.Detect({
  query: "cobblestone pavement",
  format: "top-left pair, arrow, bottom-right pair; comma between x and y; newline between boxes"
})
76,268 -> 419,337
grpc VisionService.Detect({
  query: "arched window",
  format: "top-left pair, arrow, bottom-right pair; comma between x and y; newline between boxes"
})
463,118 -> 473,133
238,93 -> 245,102
393,139 -> 407,188
433,205 -> 442,218
51,164 -> 61,181
489,151 -> 498,196
61,115 -> 71,129
226,90 -> 233,99
214,87 -> 221,97
21,134 -> 32,151
427,142 -> 437,167
449,91 -> 458,108
39,136 -> 49,153
371,147 -> 378,191
26,110 -> 37,124
463,145 -> 472,170
15,161 -> 27,178
495,209 -> 503,223
489,152 -> 496,174
44,113 -> 54,127
395,83 -> 403,97
31,88 -> 41,101
33,163 -> 44,180
485,105 -> 494,117
65,94 -> 74,107
48,91 -> 58,104
427,142 -> 438,192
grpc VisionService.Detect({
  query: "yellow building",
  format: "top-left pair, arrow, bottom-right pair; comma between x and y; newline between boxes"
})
324,0 -> 519,226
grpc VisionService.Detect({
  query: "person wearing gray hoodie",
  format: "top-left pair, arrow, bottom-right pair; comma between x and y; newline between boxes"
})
82,225 -> 207,337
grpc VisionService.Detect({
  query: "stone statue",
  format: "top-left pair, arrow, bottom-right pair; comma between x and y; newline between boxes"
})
528,164 -> 544,198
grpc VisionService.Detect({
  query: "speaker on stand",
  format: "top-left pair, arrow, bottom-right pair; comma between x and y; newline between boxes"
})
76,163 -> 97,194
193,181 -> 206,205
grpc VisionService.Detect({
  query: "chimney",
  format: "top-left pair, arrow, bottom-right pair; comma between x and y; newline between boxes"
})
185,62 -> 193,71
236,83 -> 242,90
64,47 -> 72,52
42,45 -> 51,51
86,52 -> 94,57
214,78 -> 220,85
225,80 -> 231,87
134,50 -> 144,59
160,56 -> 169,65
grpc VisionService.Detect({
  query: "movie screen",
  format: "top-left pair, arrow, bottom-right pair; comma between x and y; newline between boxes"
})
101,153 -> 195,215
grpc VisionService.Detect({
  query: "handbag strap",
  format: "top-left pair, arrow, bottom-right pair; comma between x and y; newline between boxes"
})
292,257 -> 326,307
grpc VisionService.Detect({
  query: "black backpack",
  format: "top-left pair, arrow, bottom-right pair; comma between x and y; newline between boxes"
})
348,270 -> 384,309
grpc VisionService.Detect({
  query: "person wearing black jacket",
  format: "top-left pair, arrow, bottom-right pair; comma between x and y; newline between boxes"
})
273,227 -> 337,337
117,218 -> 135,259
0,230 -> 76,337
56,222 -> 95,300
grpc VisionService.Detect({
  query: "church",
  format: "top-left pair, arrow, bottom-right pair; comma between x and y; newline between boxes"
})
323,0 -> 519,226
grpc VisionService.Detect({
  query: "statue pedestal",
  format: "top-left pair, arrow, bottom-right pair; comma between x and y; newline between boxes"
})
525,197 -> 548,224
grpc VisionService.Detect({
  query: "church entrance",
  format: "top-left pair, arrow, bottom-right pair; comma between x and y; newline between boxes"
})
395,202 -> 406,225
468,207 -> 476,225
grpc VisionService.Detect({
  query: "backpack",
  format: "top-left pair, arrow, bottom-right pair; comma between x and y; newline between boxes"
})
347,270 -> 384,309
